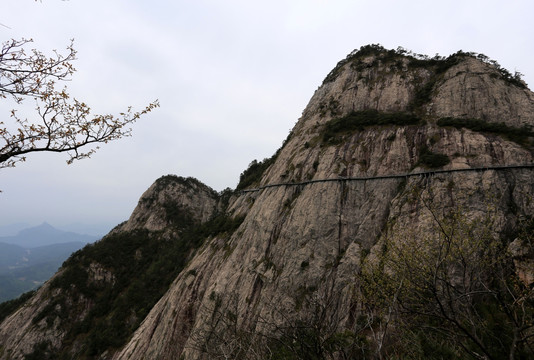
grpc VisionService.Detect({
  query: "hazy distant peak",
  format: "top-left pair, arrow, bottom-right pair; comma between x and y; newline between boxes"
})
18,222 -> 62,236
2,223 -> 98,248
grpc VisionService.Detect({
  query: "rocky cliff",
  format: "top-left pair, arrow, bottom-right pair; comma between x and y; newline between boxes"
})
0,176 -> 220,359
1,45 -> 534,359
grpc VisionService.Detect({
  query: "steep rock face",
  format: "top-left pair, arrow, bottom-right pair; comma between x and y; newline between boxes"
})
0,176 -> 218,359
0,274 -> 68,359
114,49 -> 534,359
431,57 -> 534,127
2,46 -> 534,359
120,176 -> 218,232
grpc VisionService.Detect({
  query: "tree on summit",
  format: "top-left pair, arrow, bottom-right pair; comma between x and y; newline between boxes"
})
0,38 -> 159,169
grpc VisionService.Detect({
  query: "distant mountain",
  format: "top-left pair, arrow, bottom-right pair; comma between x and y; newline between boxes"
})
0,222 -> 99,248
0,223 -> 97,302
0,223 -> 31,237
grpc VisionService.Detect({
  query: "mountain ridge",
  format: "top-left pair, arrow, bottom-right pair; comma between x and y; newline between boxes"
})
1,45 -> 534,359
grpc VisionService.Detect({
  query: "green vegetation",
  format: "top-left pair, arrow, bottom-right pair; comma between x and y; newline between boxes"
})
417,145 -> 450,168
322,44 -> 462,85
266,320 -> 361,360
0,290 -> 35,323
193,288 -> 367,360
360,196 -> 534,359
319,111 -> 534,151
142,175 -> 218,210
152,175 -> 217,196
317,46 -> 530,149
26,208 -> 244,358
193,193 -> 534,359
322,109 -> 421,145
322,44 -> 399,83
236,157 -> 277,191
24,341 -> 54,360
322,45 -> 527,119
236,130 -> 294,190
438,117 -> 534,146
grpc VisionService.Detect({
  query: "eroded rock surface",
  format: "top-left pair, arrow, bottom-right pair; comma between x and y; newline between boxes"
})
114,49 -> 534,359
2,46 -> 534,360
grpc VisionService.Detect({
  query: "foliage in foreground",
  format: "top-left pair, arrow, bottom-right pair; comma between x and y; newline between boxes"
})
360,195 -> 534,359
191,191 -> 534,360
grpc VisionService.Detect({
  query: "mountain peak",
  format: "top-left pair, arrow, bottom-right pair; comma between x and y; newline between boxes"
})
37,221 -> 54,229
3,223 -> 98,248
18,222 -> 61,236
1,46 -> 534,359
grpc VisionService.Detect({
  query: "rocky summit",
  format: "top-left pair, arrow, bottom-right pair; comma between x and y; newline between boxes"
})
1,45 -> 534,359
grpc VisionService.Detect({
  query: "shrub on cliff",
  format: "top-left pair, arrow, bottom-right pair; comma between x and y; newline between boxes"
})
322,110 -> 421,145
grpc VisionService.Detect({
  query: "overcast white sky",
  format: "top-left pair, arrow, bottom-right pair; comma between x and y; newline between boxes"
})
1,0 -> 533,235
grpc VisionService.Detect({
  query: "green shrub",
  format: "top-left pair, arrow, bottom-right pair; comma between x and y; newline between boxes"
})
323,45 -> 526,112
417,146 -> 450,168
24,341 -> 54,360
322,110 -> 421,145
326,45 -> 526,89
409,80 -> 436,111
437,117 -> 534,146
236,130 -> 294,191
323,44 -> 399,84
33,207 -> 245,358
236,158 -> 275,190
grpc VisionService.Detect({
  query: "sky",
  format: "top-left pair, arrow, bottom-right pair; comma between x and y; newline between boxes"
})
1,0 -> 533,235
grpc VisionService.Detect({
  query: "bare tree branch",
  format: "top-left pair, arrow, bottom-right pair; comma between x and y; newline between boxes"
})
0,38 -> 159,169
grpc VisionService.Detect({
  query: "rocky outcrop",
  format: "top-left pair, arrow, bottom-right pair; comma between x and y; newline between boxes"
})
113,48 -> 534,359
431,57 -> 534,127
119,176 -> 218,232
0,175 -> 218,360
0,275 -> 65,359
2,46 -> 534,359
